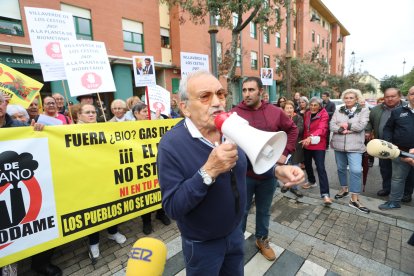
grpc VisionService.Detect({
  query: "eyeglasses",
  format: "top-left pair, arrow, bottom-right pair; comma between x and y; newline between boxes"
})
191,90 -> 227,104
112,107 -> 125,111
45,102 -> 56,106
82,110 -> 96,114
309,104 -> 320,107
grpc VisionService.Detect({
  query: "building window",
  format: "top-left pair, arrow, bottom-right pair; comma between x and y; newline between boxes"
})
160,28 -> 170,48
276,58 -> 280,70
232,13 -> 238,27
312,31 -> 315,43
317,34 -> 320,45
293,40 -> 296,50
263,28 -> 269,44
263,55 -> 270,68
322,39 -> 325,48
322,20 -> 326,28
276,32 -> 281,48
236,48 -> 241,67
0,0 -> 23,36
217,42 -> 222,64
74,16 -> 93,40
122,19 -> 144,52
250,51 -> 258,69
61,4 -> 92,40
250,22 -> 257,39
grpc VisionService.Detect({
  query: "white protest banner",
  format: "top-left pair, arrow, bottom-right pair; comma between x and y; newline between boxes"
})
132,56 -> 156,87
260,68 -> 273,86
24,7 -> 76,64
60,41 -> 116,96
40,63 -> 67,82
180,52 -> 209,78
146,85 -> 171,117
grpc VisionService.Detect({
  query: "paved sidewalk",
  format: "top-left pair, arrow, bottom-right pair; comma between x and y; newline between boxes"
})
17,187 -> 414,276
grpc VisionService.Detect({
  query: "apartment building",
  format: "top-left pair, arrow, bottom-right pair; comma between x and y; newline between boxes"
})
0,0 -> 348,106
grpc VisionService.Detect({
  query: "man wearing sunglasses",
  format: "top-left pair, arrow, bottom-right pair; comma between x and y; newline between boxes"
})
157,71 -> 304,275
232,76 -> 298,262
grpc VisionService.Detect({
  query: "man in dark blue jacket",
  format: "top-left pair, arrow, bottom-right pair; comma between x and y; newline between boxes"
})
157,71 -> 304,275
379,86 -> 414,209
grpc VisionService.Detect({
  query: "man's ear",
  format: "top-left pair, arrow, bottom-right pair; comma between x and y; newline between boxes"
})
179,101 -> 190,117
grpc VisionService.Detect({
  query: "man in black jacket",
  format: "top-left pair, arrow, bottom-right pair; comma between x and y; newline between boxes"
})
322,92 -> 336,148
379,86 -> 414,209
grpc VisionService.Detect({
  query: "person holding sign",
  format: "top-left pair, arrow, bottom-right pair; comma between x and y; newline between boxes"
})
131,102 -> 171,235
157,71 -> 304,275
75,103 -> 127,259
0,93 -> 60,276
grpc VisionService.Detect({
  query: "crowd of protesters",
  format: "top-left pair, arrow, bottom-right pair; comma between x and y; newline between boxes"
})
2,81 -> 413,275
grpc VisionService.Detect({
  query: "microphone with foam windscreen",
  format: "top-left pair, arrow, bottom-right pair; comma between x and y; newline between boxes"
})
366,139 -> 414,159
126,237 -> 167,276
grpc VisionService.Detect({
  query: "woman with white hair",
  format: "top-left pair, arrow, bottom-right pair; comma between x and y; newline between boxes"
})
298,96 -> 309,118
300,97 -> 331,204
109,99 -> 129,122
7,104 -> 29,123
330,89 -> 370,213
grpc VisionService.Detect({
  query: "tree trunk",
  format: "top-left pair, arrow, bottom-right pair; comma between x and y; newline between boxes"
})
226,31 -> 241,111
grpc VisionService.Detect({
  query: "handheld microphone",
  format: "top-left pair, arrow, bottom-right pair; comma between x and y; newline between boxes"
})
366,139 -> 414,159
126,237 -> 167,276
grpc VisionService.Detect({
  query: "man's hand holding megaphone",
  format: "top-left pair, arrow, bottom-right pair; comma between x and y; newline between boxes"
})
214,112 -> 305,188
203,143 -> 239,180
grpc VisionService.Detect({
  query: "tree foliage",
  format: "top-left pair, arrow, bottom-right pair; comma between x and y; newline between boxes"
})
275,47 -> 330,98
401,67 -> 414,95
161,0 -> 284,109
380,75 -> 404,93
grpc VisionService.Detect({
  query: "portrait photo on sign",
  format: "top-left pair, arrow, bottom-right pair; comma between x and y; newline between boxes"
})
132,56 -> 156,87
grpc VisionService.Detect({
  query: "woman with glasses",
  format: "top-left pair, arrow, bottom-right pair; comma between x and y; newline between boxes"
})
131,102 -> 171,234
330,89 -> 370,213
300,97 -> 331,205
276,96 -> 287,108
77,104 -> 127,260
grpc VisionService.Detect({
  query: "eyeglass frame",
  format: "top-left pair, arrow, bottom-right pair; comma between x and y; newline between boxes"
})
188,89 -> 228,105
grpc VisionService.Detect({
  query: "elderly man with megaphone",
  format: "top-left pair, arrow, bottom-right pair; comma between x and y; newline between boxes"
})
157,71 -> 304,276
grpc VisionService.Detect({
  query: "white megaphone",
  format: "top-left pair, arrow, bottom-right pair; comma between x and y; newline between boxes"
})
215,112 -> 287,174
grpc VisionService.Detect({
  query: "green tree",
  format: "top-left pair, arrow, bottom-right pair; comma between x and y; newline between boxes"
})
401,67 -> 414,95
161,0 -> 284,109
276,47 -> 330,98
380,75 -> 404,93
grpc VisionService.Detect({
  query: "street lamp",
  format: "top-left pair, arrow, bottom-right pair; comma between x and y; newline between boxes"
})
403,58 -> 406,76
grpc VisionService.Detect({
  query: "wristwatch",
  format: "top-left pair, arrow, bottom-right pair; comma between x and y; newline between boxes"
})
199,167 -> 215,186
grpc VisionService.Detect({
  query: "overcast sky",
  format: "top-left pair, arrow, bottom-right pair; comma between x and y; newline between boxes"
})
321,0 -> 414,80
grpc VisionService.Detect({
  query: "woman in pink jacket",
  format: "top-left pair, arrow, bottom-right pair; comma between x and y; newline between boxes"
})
300,97 -> 332,204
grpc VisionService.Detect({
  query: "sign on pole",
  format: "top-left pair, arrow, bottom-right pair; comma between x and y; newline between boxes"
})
180,52 -> 209,78
146,85 -> 171,117
132,56 -> 156,87
60,41 -> 116,96
260,68 -> 273,86
24,7 -> 76,64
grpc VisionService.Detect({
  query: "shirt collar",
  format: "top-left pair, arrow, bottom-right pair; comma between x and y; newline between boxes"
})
184,117 -> 219,147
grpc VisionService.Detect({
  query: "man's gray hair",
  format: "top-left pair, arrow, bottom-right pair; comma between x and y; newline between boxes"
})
178,70 -> 213,102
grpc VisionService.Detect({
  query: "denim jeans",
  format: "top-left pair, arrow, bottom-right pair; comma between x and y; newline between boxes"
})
241,177 -> 276,239
390,157 -> 414,202
303,149 -> 330,197
334,151 -> 362,194
379,159 -> 392,192
182,226 -> 244,276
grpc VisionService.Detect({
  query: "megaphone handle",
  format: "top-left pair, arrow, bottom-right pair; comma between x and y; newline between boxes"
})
223,136 -> 235,144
